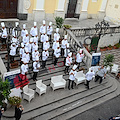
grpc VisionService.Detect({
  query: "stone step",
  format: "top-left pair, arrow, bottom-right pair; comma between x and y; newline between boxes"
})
3,77 -> 109,119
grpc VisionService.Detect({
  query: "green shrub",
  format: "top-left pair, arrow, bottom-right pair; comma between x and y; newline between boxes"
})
63,24 -> 72,29
55,17 -> 64,28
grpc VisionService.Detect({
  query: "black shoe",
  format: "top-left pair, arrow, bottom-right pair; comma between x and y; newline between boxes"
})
68,87 -> 70,90
72,87 -> 74,89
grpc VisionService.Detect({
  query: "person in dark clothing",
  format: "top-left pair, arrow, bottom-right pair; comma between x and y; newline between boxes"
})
14,104 -> 24,120
0,107 -> 4,120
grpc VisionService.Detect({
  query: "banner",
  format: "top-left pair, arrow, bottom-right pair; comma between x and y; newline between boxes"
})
91,53 -> 101,66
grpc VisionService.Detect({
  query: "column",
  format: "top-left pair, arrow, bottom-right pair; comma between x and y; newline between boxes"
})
80,0 -> 89,20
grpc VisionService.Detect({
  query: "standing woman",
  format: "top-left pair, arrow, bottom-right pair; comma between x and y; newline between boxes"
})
14,104 -> 24,120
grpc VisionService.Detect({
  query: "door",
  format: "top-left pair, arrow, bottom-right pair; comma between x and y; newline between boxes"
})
0,0 -> 18,19
66,0 -> 77,18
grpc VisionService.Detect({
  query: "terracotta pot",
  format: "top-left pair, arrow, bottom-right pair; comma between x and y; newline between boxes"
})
107,47 -> 112,50
113,46 -> 119,49
100,48 -> 107,52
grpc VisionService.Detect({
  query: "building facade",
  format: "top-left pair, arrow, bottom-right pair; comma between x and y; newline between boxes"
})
0,0 -> 119,24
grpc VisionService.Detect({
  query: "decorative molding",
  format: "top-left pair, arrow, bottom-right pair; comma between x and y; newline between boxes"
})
24,0 -> 31,10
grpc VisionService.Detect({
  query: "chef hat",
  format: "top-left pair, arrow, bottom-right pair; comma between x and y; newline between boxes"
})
43,20 -> 46,24
64,35 -> 67,39
67,43 -> 69,48
21,43 -> 24,47
80,49 -> 83,53
68,52 -> 72,57
35,56 -> 39,61
57,36 -> 60,40
12,38 -> 16,43
23,24 -> 26,29
30,38 -> 33,42
12,43 -> 16,46
25,48 -> 29,52
72,64 -> 77,70
57,44 -> 60,48
46,36 -> 49,41
15,22 -> 19,27
34,22 -> 37,26
26,31 -> 28,35
49,22 -> 52,26
1,22 -> 5,27
56,28 -> 59,33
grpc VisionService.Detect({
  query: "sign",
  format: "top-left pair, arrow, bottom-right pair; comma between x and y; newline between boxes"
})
3,69 -> 20,88
91,53 -> 101,66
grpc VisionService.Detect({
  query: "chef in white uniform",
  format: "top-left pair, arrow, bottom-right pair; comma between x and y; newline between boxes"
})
32,47 -> 40,62
22,48 -> 30,63
42,47 -> 49,69
43,36 -> 50,51
47,22 -> 53,41
33,56 -> 40,81
76,49 -> 84,69
30,22 -> 38,37
68,64 -> 77,90
19,43 -> 25,58
32,40 -> 38,52
12,22 -> 19,38
21,24 -> 28,38
65,52 -> 72,74
1,22 -> 7,44
40,20 -> 46,35
61,35 -> 68,56
22,31 -> 29,45
21,58 -> 28,76
54,28 -> 60,42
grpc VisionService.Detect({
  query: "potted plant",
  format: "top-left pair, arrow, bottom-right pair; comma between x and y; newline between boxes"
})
107,44 -> 112,50
103,54 -> 114,71
63,24 -> 72,29
113,43 -> 120,49
8,96 -> 22,106
100,46 -> 107,51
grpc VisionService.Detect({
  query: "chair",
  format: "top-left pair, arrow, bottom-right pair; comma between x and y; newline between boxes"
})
75,71 -> 86,85
50,75 -> 66,91
36,80 -> 47,95
23,85 -> 35,103
111,64 -> 119,75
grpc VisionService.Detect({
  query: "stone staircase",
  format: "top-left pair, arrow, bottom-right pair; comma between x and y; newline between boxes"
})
1,38 -> 120,120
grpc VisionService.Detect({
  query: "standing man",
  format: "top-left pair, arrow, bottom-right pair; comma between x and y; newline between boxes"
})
30,22 -> 38,37
43,36 -> 50,51
21,24 -> 28,38
47,22 -> 53,41
85,69 -> 95,89
42,48 -> 49,69
95,65 -> 107,84
33,56 -> 40,81
0,107 -> 4,120
76,49 -> 84,70
68,64 -> 77,90
54,28 -> 60,42
65,52 -> 72,74
40,20 -> 46,35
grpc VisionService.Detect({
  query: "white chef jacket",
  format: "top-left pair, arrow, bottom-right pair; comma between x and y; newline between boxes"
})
85,71 -> 95,81
32,51 -> 40,61
30,27 -> 38,37
22,36 -> 29,45
54,48 -> 61,58
11,37 -> 19,47
54,33 -> 60,42
47,26 -> 53,35
52,42 -> 59,50
32,43 -> 38,52
76,53 -> 84,63
12,28 -> 17,37
10,46 -> 17,56
61,40 -> 68,49
65,57 -> 72,66
19,48 -> 25,58
42,51 -> 49,61
40,25 -> 46,34
69,70 -> 77,81
40,34 -> 47,43
2,28 -> 7,38
64,49 -> 70,58
21,29 -> 28,38
33,62 -> 40,72
43,42 -> 50,50
21,64 -> 28,75
22,53 -> 30,63
34,36 -> 38,44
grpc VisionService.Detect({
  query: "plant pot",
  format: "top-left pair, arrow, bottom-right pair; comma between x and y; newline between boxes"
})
100,48 -> 107,52
107,47 -> 112,50
113,46 -> 119,49
10,61 -> 19,69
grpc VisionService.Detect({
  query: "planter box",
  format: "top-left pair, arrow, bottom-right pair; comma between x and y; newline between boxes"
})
113,46 -> 119,49
107,47 -> 112,50
100,48 -> 107,52
10,61 -> 19,69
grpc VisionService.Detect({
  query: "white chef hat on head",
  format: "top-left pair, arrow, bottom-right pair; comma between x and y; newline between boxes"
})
72,64 -> 77,70
64,35 -> 67,39
80,49 -> 83,53
67,43 -> 69,48
49,22 -> 52,26
25,48 -> 29,52
57,44 -> 60,48
21,43 -> 24,47
30,38 -> 33,42
68,52 -> 72,57
46,36 -> 49,41
43,20 -> 46,24
15,22 -> 19,27
23,24 -> 26,29
35,56 -> 39,61
1,22 -> 5,27
56,28 -> 59,33
34,22 -> 37,26
26,31 -> 28,35
12,43 -> 16,46
57,36 -> 60,40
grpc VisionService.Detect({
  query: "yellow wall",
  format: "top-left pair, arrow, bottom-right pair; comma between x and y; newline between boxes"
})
87,0 -> 103,14
28,0 -> 37,13
44,0 -> 58,13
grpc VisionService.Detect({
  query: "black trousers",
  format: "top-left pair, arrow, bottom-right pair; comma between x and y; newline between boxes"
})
61,48 -> 64,56
76,62 -> 81,70
68,80 -> 74,89
64,57 -> 66,66
48,34 -> 52,41
65,66 -> 69,73
85,80 -> 90,89
42,60 -> 46,68
10,55 -> 14,63
95,75 -> 103,84
54,57 -> 58,65
33,72 -> 38,80
1,38 -> 7,44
